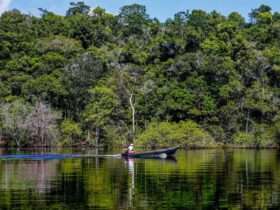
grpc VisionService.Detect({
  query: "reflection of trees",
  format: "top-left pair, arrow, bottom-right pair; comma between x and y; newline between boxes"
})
132,150 -> 280,209
0,159 -> 60,210
83,158 -> 129,209
0,150 -> 280,209
0,160 -> 59,192
130,150 -> 219,209
227,150 -> 280,209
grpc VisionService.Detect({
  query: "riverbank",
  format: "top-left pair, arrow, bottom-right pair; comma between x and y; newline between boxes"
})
0,143 -> 279,151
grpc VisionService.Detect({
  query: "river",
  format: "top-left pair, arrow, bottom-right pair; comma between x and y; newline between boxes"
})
0,149 -> 279,210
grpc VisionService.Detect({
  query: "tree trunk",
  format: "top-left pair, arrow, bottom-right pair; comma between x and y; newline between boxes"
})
14,128 -> 20,148
87,130 -> 91,142
96,127 -> 100,147
129,94 -> 135,141
246,110 -> 250,134
15,137 -> 20,148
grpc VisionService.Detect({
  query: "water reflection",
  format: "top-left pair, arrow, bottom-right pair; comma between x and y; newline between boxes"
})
0,160 -> 59,192
0,149 -> 280,209
126,158 -> 135,209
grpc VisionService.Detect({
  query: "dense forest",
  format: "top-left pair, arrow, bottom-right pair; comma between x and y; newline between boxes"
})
0,2 -> 280,148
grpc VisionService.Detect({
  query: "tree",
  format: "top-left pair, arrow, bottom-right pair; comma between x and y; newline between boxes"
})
83,86 -> 119,145
63,52 -> 107,119
118,4 -> 150,36
250,5 -> 272,23
2,3 -> 280,148
228,12 -> 245,26
66,2 -> 90,16
60,119 -> 81,145
24,101 -> 59,147
115,66 -> 143,141
0,100 -> 31,147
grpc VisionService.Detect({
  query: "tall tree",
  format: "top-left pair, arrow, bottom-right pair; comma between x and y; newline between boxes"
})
66,1 -> 90,16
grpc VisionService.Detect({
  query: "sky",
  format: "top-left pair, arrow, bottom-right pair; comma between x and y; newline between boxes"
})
0,0 -> 280,20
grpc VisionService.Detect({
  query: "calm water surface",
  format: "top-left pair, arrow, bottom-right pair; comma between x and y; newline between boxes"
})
0,149 -> 280,210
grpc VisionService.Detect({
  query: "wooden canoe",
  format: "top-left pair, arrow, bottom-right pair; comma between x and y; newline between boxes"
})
121,146 -> 179,159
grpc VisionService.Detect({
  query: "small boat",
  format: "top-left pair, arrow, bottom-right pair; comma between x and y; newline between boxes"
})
121,146 -> 179,159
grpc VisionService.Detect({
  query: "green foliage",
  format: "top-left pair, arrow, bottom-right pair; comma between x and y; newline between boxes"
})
36,36 -> 83,57
82,85 -> 121,144
201,37 -> 230,55
83,86 -> 119,128
60,119 -> 82,145
250,5 -> 272,23
233,128 -> 276,148
233,132 -> 255,146
137,121 -> 215,147
1,3 -> 280,147
66,2 -> 90,16
118,4 -> 149,36
0,100 -> 31,147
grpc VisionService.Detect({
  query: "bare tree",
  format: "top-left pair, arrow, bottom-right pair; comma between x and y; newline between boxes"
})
117,69 -> 138,142
129,93 -> 136,136
24,101 -> 59,147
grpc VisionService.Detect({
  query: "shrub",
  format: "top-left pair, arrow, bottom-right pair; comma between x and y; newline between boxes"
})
60,119 -> 82,146
233,132 -> 255,146
233,126 -> 277,148
137,120 -> 215,148
0,100 -> 31,147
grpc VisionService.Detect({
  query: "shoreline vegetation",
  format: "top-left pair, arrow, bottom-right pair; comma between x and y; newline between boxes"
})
0,144 -> 279,150
1,3 -> 280,149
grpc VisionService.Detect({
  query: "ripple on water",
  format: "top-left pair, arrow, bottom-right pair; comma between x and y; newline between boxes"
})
0,149 -> 279,209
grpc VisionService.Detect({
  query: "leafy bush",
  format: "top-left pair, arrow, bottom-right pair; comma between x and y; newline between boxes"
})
233,132 -> 255,146
257,130 -> 276,147
233,125 -> 278,148
0,100 -> 31,147
137,120 -> 215,147
60,119 -> 82,146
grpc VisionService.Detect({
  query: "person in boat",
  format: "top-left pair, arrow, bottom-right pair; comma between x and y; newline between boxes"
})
127,143 -> 135,154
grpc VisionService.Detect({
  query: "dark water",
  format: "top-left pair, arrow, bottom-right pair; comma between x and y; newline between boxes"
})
0,149 -> 280,210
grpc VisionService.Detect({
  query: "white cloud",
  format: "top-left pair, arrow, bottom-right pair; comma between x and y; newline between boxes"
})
0,0 -> 12,14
